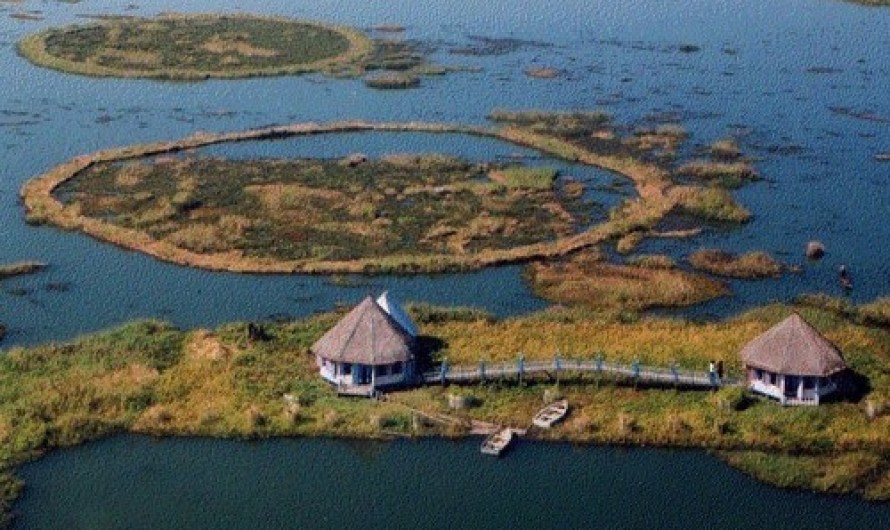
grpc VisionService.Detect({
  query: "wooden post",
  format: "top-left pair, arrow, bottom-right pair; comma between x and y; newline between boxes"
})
671,362 -> 679,387
554,353 -> 561,387
632,359 -> 640,390
479,361 -> 486,383
440,359 -> 448,386
518,354 -> 524,386
596,352 -> 604,389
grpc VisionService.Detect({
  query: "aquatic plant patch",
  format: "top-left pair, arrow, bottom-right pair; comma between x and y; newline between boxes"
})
17,14 -> 373,79
688,249 -> 783,279
55,153 -> 582,263
21,113 -> 759,275
525,250 -> 729,311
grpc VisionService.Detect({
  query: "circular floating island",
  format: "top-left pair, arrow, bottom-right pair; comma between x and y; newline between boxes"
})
16,13 -> 373,79
21,113 -> 757,275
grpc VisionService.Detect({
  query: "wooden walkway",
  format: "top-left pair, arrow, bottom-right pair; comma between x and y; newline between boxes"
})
421,356 -> 736,389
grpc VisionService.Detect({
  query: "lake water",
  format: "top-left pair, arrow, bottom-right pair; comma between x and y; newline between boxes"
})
0,0 -> 887,345
1,0 -> 888,525
13,436 -> 890,530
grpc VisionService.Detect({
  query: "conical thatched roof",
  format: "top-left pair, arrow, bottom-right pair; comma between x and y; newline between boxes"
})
740,313 -> 846,376
311,296 -> 414,365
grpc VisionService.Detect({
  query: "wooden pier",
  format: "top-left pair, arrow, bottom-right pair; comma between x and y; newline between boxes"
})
421,355 -> 736,389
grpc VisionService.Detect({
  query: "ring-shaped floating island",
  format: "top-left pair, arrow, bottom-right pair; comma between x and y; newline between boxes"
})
21,112 -> 757,275
16,13 -> 374,79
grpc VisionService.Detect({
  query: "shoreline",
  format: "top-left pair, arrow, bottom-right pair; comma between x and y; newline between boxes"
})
0,299 -> 888,525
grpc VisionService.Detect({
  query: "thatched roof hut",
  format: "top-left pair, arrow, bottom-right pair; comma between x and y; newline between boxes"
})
740,313 -> 847,405
376,291 -> 418,338
740,313 -> 846,377
311,296 -> 414,366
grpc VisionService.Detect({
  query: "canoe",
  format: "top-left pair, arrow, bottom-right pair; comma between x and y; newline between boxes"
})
532,399 -> 569,429
480,427 -> 514,456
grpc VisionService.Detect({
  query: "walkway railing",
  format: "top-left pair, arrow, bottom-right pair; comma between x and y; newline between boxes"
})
421,354 -> 737,389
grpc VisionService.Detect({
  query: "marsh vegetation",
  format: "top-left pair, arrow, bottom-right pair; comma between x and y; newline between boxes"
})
688,249 -> 784,279
56,153 -> 581,264
24,111 -> 758,275
0,299 -> 889,524
17,14 -> 373,79
526,249 -> 729,311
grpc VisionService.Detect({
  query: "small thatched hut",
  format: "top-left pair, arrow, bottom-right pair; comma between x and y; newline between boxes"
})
311,295 -> 417,395
740,313 -> 847,405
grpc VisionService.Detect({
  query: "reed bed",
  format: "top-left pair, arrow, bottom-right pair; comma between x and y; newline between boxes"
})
688,249 -> 783,278
17,14 -> 374,80
22,113 -> 757,274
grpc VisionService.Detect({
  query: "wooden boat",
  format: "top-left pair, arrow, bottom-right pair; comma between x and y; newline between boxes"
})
480,427 -> 514,456
532,399 -> 569,429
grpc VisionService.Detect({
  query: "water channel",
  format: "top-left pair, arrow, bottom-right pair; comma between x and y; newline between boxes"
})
0,0 -> 888,526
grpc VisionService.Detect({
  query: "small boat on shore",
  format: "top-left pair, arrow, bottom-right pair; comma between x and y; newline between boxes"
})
480,427 -> 514,456
532,399 -> 569,429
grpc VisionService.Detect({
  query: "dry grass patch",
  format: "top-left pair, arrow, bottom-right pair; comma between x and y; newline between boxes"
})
668,185 -> 751,222
688,249 -> 783,279
200,34 -> 280,58
527,250 -> 729,312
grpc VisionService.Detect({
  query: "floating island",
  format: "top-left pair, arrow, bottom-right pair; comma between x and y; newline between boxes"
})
16,13 -> 447,85
22,111 -> 760,283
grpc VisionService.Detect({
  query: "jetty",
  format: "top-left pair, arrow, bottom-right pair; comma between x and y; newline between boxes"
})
422,355 -> 733,389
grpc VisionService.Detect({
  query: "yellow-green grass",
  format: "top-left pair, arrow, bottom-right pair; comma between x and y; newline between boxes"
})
526,249 -> 729,311
625,254 -> 676,269
60,154 -> 578,262
795,294 -> 890,330
488,166 -> 558,189
17,14 -> 374,80
1,300 -> 889,522
668,185 -> 751,223
688,249 -> 783,279
709,138 -> 742,160
21,114 -> 756,274
676,160 -> 758,188
364,72 -> 420,89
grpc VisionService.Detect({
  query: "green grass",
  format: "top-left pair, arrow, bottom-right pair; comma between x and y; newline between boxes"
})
489,167 -> 557,189
23,114 -> 758,275
17,14 -> 373,80
0,299 -> 889,522
676,160 -> 758,189
56,153 -> 581,263
688,249 -> 783,279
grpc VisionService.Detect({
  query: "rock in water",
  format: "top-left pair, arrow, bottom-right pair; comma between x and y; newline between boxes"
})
806,241 -> 825,260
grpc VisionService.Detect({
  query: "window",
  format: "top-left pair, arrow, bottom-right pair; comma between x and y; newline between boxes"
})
392,362 -> 403,375
769,372 -> 777,385
375,365 -> 388,377
342,363 -> 352,375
